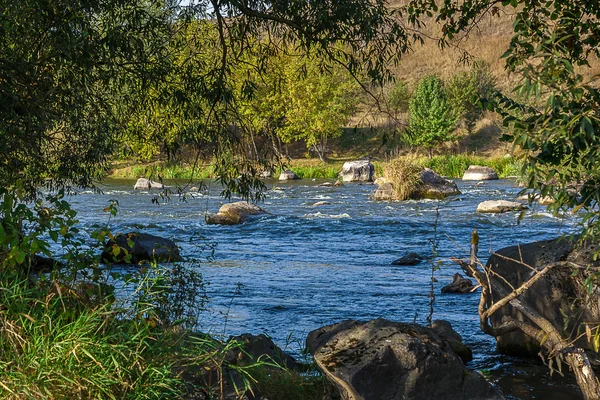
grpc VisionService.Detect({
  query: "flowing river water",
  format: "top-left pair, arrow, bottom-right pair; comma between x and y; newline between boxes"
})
69,177 -> 583,399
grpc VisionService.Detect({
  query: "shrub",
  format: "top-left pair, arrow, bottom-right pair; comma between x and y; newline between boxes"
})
447,61 -> 496,133
383,156 -> 423,200
406,76 -> 458,157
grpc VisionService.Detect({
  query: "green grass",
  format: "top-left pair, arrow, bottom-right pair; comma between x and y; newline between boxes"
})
110,163 -> 215,180
418,154 -> 524,179
279,165 -> 340,179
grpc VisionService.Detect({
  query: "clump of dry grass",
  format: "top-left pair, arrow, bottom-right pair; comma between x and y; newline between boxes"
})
383,155 -> 423,200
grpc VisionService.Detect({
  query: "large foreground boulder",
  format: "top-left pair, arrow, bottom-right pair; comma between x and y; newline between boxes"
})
476,200 -> 528,213
339,160 -> 374,182
374,168 -> 461,201
462,165 -> 499,181
102,232 -> 182,264
306,318 -> 503,400
133,177 -> 165,190
487,237 -> 600,357
206,201 -> 269,225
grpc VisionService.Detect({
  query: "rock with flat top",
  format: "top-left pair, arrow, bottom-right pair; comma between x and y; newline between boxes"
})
462,165 -> 498,181
206,202 -> 269,225
279,169 -> 299,180
477,200 -> 528,213
134,178 -> 164,190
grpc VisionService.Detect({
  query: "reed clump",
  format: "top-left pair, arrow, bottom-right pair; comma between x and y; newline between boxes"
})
382,156 -> 423,200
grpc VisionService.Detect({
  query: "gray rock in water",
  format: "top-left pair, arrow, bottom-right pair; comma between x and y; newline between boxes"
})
339,160 -> 374,182
391,252 -> 423,266
133,177 -> 164,190
101,232 -> 182,264
487,237 -> 600,357
441,273 -> 476,294
476,200 -> 528,213
374,168 -> 461,201
279,169 -> 299,180
462,165 -> 499,181
414,168 -> 461,199
313,201 -> 331,207
306,318 -> 504,400
206,201 -> 269,225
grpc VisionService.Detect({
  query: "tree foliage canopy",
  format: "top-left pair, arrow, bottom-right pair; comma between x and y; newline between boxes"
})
407,75 -> 457,155
1,0 -> 413,199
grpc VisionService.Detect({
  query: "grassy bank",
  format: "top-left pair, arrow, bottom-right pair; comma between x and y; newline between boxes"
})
418,154 -> 523,179
109,154 -> 522,182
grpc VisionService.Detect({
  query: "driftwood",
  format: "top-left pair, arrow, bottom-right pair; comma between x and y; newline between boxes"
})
453,229 -> 600,400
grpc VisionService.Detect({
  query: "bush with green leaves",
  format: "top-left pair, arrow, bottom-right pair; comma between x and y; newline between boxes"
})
406,76 -> 458,157
446,61 -> 496,132
387,79 -> 411,118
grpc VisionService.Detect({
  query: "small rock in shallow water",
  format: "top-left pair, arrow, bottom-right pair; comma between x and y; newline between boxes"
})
391,252 -> 423,266
313,201 -> 331,207
441,273 -> 475,294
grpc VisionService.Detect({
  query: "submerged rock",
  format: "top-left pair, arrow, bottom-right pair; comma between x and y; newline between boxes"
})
476,200 -> 528,213
339,160 -> 374,182
441,273 -> 476,294
101,232 -> 182,264
206,201 -> 269,225
306,318 -> 503,400
279,169 -> 299,180
391,252 -> 423,266
313,201 -> 331,207
462,165 -> 499,181
133,177 -> 164,190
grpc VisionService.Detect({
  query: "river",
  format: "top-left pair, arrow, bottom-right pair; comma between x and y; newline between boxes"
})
69,177 -> 582,399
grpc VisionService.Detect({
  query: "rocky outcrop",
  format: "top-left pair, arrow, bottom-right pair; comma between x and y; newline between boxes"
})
279,169 -> 299,180
414,168 -> 461,199
462,165 -> 499,181
441,273 -> 476,294
339,160 -> 374,182
373,168 -> 460,201
133,178 -> 165,190
102,232 -> 182,264
391,252 -> 423,266
476,200 -> 528,213
306,318 -> 503,400
487,237 -> 600,357
206,201 -> 269,225
375,168 -> 461,201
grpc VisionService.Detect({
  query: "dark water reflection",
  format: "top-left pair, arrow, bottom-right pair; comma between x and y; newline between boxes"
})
68,178 -> 582,399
